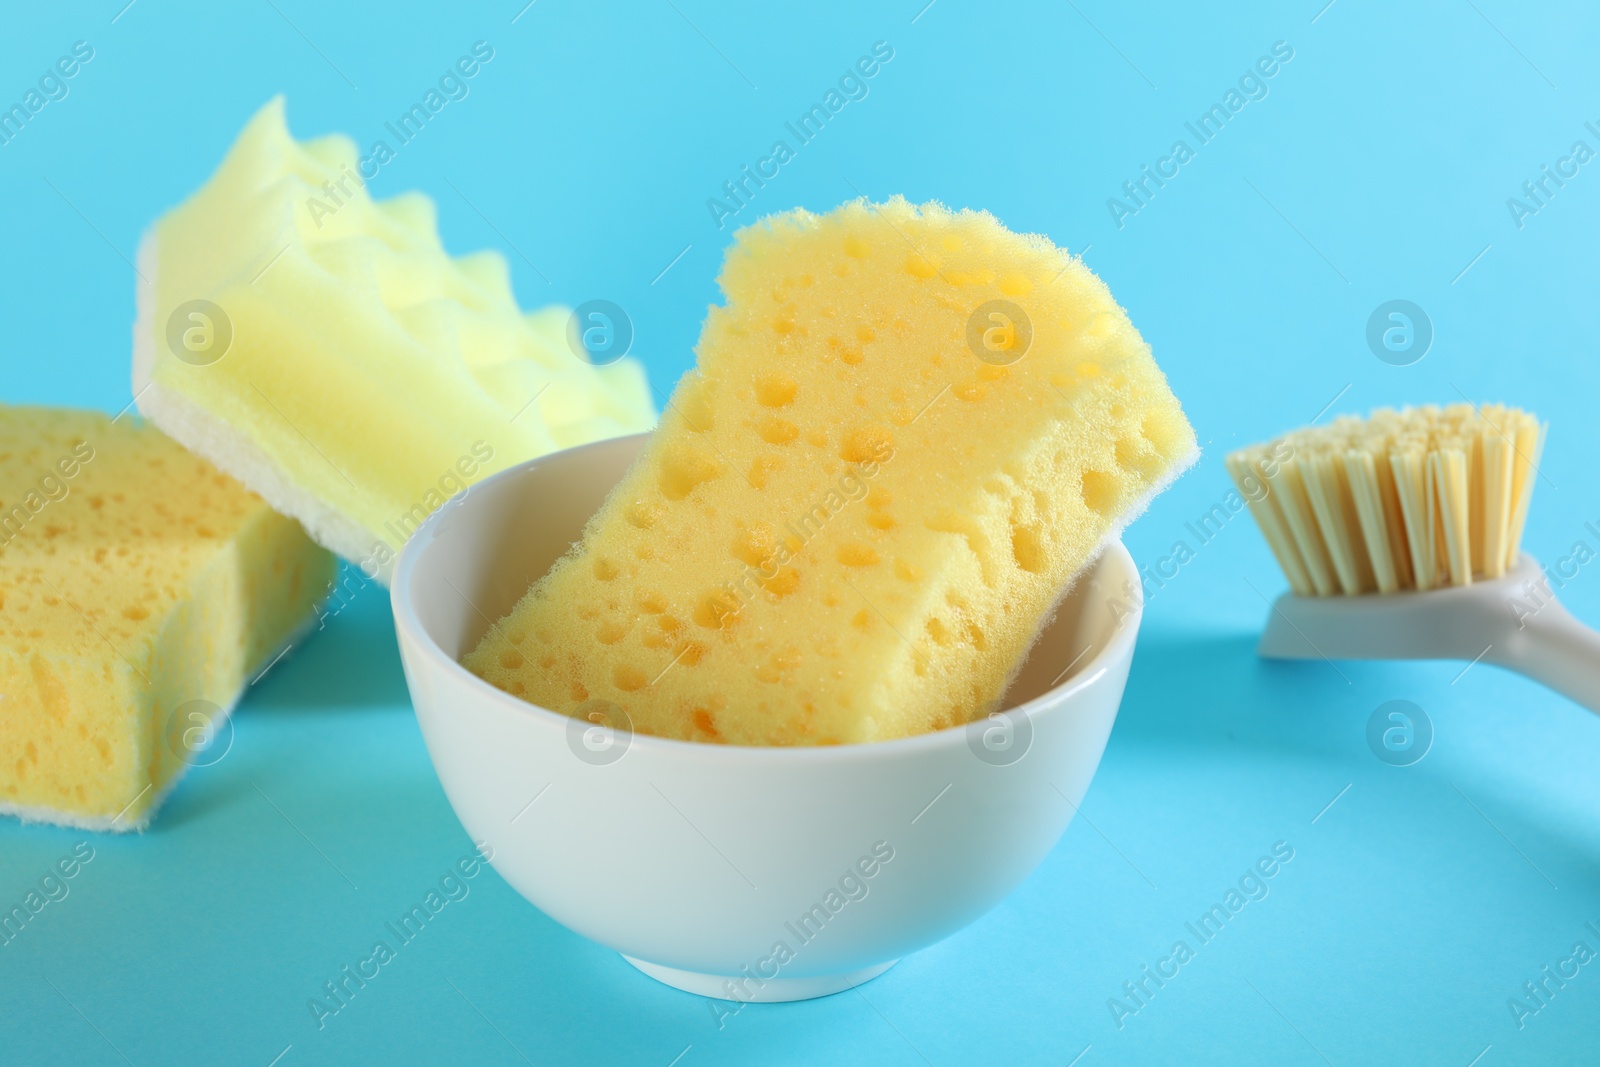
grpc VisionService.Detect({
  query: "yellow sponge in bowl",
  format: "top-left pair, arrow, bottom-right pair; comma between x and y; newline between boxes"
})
0,406 -> 335,830
133,97 -> 655,584
464,199 -> 1197,745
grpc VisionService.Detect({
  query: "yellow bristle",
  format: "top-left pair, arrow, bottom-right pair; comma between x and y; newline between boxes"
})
1267,455 -> 1340,596
1505,417 -> 1545,566
1433,445 -> 1472,586
1389,443 -> 1436,590
1226,452 -> 1314,596
1227,403 -> 1544,595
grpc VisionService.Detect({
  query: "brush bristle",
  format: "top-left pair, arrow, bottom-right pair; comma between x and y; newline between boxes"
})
1226,404 -> 1544,596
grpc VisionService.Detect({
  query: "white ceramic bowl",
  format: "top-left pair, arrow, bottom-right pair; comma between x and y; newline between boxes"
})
391,433 -> 1142,1002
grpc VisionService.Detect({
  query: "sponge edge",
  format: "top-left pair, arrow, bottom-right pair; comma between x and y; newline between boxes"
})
465,198 -> 1197,746
998,439 -> 1196,711
132,97 -> 656,585
0,614 -> 314,833
132,234 -> 375,577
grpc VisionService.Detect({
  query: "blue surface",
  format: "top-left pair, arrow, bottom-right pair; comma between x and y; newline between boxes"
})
4,1 -> 1599,1064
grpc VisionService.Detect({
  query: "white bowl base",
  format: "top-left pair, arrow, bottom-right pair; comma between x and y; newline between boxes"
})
622,955 -> 898,1002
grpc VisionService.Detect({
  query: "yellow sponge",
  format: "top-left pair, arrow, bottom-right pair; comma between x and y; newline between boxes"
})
133,97 -> 655,584
464,199 -> 1196,745
0,407 -> 335,830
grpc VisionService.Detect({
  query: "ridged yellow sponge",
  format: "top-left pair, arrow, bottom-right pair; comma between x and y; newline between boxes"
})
465,199 -> 1197,745
0,407 -> 335,830
133,97 -> 655,584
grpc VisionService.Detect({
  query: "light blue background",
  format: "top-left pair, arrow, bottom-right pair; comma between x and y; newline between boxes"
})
4,1 -> 1599,1064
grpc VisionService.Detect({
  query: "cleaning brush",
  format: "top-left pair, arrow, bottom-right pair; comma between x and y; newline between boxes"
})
1227,403 -> 1600,713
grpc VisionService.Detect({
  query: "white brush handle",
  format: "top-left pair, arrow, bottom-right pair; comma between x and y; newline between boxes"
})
1258,555 -> 1600,716
1492,599 -> 1600,716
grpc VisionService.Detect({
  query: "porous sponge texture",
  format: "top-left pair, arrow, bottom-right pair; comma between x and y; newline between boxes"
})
0,407 -> 335,829
134,97 -> 655,584
465,199 -> 1196,746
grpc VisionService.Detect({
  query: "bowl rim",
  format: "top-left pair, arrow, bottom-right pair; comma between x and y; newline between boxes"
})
390,435 -> 1143,764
